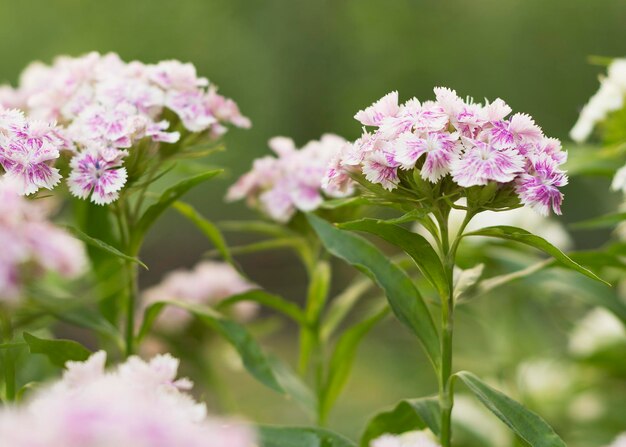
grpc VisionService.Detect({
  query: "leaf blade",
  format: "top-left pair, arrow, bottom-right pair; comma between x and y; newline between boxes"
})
306,213 -> 440,370
455,371 -> 566,447
23,332 -> 91,368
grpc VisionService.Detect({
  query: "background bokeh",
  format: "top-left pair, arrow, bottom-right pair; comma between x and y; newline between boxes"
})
2,1 -> 625,444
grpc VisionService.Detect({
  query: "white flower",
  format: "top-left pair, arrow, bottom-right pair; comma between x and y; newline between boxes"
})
568,307 -> 626,356
371,430 -> 440,447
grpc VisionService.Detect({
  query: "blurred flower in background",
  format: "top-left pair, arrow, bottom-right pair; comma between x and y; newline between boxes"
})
0,351 -> 254,447
371,430 -> 440,447
142,261 -> 257,332
227,134 -> 353,222
0,178 -> 86,304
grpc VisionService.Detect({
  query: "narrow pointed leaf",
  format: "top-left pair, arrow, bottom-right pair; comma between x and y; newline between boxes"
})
463,225 -> 608,285
455,371 -> 566,447
321,278 -> 372,341
321,305 -> 389,421
65,226 -> 147,269
173,201 -> 233,264
339,218 -> 448,297
258,426 -> 356,447
137,300 -> 282,392
268,357 -> 317,418
23,332 -> 91,368
360,397 -> 440,447
572,212 -> 626,229
307,213 -> 440,369
132,169 -> 222,249
217,289 -> 306,325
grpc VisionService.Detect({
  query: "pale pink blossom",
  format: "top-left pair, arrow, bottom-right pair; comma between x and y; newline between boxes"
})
325,88 -> 566,214
67,146 -> 128,205
451,139 -> 525,187
515,154 -> 568,215
0,178 -> 86,304
228,134 -> 353,222
142,261 -> 257,332
0,52 -> 249,204
0,351 -> 254,447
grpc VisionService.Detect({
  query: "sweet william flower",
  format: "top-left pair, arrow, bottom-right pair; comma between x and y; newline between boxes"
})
0,178 -> 86,304
324,88 -> 568,215
228,134 -> 354,223
67,146 -> 128,205
142,261 -> 257,332
0,351 -> 255,447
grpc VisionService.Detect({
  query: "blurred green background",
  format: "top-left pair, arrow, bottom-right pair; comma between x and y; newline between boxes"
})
2,1 -> 625,444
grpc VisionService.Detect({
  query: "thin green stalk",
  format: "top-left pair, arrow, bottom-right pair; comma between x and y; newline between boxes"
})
435,209 -> 474,447
0,310 -> 15,402
124,258 -> 139,357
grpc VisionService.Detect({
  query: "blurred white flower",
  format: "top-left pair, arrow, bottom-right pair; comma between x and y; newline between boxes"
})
570,59 -> 626,142
568,307 -> 626,357
0,351 -> 254,447
516,358 -> 575,400
606,433 -> 626,447
567,391 -> 605,422
371,430 -> 440,447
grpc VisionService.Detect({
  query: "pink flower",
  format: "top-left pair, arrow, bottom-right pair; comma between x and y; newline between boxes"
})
395,131 -> 461,182
362,150 -> 399,191
516,154 -> 568,215
67,146 -> 128,205
228,134 -> 353,222
0,111 -> 65,195
142,261 -> 257,332
0,351 -> 255,447
330,88 -> 566,214
0,178 -> 86,304
355,91 -> 400,126
451,139 -> 525,187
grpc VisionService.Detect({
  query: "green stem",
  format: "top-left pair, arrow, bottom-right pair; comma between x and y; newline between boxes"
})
0,310 -> 15,402
435,208 -> 474,447
124,259 -> 139,357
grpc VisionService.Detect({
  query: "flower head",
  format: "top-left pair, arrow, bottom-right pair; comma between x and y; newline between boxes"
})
0,178 -> 86,304
324,88 -> 567,215
228,134 -> 353,222
0,351 -> 254,447
1,52 -> 250,204
67,146 -> 128,205
142,261 -> 257,332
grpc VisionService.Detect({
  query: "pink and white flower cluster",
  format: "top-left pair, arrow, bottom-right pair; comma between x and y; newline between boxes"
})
142,261 -> 257,332
324,89 -> 568,215
0,108 -> 66,195
0,351 -> 254,447
0,178 -> 86,304
227,134 -> 354,222
1,52 -> 250,204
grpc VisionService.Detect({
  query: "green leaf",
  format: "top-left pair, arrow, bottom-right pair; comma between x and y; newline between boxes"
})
360,397 -> 440,447
455,371 -> 566,447
220,220 -> 298,238
572,212 -> 626,230
131,169 -> 222,251
268,357 -> 317,417
217,289 -> 306,325
321,305 -> 389,421
173,201 -> 233,264
65,225 -> 148,269
136,300 -> 283,393
299,261 -> 332,374
0,341 -> 26,350
306,214 -> 440,370
321,278 -> 372,341
453,264 -> 484,301
339,218 -> 449,298
258,426 -> 356,447
463,225 -> 609,285
23,332 -> 91,368
319,197 -> 370,210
